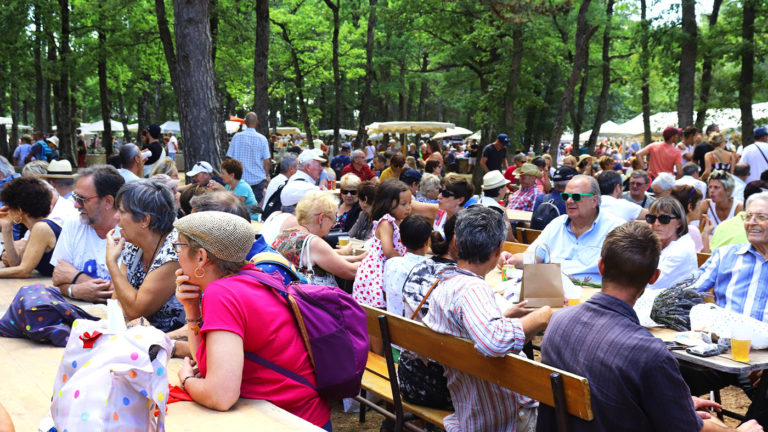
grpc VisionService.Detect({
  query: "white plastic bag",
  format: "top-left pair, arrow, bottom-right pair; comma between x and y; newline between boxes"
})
689,303 -> 768,349
50,312 -> 172,431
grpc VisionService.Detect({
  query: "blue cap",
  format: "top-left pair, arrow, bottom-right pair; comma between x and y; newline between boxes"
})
755,127 -> 768,140
497,134 -> 511,146
400,169 -> 422,184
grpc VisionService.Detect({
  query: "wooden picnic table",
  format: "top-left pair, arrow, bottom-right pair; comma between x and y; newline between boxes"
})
0,276 -> 322,431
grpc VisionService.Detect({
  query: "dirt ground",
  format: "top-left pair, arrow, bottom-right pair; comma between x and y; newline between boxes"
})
331,399 -> 381,432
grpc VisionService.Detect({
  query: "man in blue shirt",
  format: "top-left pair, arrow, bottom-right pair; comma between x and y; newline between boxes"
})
538,222 -> 760,432
226,112 -> 271,203
499,175 -> 624,283
331,143 -> 352,179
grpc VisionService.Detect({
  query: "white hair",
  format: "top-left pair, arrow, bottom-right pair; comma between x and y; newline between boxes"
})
652,172 -> 676,193
746,191 -> 768,211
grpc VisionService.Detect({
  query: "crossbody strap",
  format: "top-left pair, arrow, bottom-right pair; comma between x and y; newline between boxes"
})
410,278 -> 440,321
755,144 -> 768,165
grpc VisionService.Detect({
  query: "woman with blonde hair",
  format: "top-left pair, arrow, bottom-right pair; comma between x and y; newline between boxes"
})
702,133 -> 738,180
149,157 -> 179,179
272,191 -> 360,286
333,173 -> 362,231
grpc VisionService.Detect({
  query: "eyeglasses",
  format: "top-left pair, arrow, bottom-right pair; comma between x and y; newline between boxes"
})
629,182 -> 647,187
72,192 -> 99,206
645,214 -> 680,225
744,213 -> 768,223
172,242 -> 188,253
341,189 -> 357,196
561,192 -> 596,202
439,188 -> 456,198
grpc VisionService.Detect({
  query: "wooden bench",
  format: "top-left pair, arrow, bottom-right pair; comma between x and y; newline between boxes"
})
515,227 -> 542,244
357,306 -> 593,431
504,241 -> 529,254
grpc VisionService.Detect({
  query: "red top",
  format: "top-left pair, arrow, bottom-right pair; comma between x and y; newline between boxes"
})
646,142 -> 682,178
196,264 -> 330,427
342,163 -> 376,181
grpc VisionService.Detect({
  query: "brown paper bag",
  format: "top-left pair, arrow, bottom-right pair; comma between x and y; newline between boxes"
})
521,263 -> 564,307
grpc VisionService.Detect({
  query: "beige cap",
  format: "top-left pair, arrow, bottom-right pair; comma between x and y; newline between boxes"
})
513,163 -> 543,179
173,211 -> 255,262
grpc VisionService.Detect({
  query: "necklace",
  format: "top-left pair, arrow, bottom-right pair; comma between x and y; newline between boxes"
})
142,234 -> 166,274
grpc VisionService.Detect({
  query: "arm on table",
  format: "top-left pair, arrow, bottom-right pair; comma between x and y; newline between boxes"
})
179,330 -> 244,411
0,220 -> 56,278
310,236 -> 359,280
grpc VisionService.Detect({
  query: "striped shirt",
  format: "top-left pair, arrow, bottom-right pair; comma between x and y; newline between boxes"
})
226,128 -> 271,185
694,243 -> 768,322
422,267 -> 531,432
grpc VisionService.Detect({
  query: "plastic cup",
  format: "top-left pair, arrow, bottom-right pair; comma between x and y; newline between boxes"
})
338,236 -> 350,247
731,324 -> 752,362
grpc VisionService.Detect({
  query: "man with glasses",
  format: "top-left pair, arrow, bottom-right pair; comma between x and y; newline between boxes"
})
623,170 -> 655,209
684,191 -> 768,425
49,165 -> 124,303
341,150 -> 375,181
499,175 -> 624,283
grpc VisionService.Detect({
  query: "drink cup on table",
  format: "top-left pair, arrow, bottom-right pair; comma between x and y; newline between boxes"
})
338,235 -> 350,247
731,323 -> 752,362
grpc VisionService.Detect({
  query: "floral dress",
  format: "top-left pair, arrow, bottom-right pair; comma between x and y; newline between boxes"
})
120,229 -> 185,332
352,214 -> 406,308
272,229 -> 338,287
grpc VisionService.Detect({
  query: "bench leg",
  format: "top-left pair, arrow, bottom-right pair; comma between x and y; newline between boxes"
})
359,389 -> 367,424
379,315 -> 405,432
550,372 -> 569,432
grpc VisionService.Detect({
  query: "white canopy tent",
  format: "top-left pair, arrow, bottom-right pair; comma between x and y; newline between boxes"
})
274,127 -> 302,136
317,129 -> 358,137
467,131 -> 481,141
366,121 -> 455,135
81,120 -> 125,133
160,121 -> 180,134
432,126 -> 474,140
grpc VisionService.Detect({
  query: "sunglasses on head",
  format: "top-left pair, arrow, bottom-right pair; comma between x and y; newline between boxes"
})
645,214 -> 680,225
439,188 -> 456,198
341,189 -> 357,195
560,192 -> 596,202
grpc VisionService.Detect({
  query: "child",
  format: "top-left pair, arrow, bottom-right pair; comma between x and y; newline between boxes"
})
353,180 -> 412,308
383,215 -> 431,317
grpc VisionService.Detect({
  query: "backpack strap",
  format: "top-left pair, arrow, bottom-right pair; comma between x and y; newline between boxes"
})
755,143 -> 768,165
410,278 -> 441,321
249,251 -> 305,282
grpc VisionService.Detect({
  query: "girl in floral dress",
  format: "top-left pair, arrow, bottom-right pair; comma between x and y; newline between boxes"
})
353,180 -> 412,308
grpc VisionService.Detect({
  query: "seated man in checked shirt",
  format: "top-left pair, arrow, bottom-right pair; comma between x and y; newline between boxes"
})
420,205 -> 552,431
506,163 -> 542,212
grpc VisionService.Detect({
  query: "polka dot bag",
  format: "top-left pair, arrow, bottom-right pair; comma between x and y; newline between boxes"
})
50,317 -> 172,431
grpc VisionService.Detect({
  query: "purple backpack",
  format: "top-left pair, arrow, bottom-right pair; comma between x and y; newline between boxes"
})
238,269 -> 369,399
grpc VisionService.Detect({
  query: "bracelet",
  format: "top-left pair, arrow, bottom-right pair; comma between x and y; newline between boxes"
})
68,285 -> 76,299
181,375 -> 195,392
185,317 -> 202,323
71,271 -> 85,286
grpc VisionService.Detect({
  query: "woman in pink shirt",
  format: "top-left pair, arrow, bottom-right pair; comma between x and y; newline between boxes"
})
172,211 -> 331,429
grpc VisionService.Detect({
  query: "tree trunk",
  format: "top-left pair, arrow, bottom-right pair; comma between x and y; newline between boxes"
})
55,0 -> 74,163
33,3 -> 45,133
549,0 -> 596,161
640,0 -> 651,145
209,0 -> 218,64
46,38 -> 56,133
97,5 -> 113,156
504,27 -> 523,133
8,61 -> 19,158
694,0 -> 723,130
155,0 -> 180,103
740,0 -> 755,147
571,63 -> 589,153
323,0 -> 342,150
173,0 -> 223,171
354,0 -> 377,149
117,92 -> 131,140
587,0 -> 614,154
253,0 -> 270,146
274,22 -> 313,146
677,0 -> 697,128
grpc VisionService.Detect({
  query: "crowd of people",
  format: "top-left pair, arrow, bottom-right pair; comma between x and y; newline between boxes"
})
3,115 -> 768,431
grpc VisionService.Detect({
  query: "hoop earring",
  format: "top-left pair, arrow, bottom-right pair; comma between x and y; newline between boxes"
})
12,215 -> 22,224
194,266 -> 206,278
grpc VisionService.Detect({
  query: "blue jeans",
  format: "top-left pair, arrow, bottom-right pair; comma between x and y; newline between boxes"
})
169,152 -> 176,161
251,180 -> 267,204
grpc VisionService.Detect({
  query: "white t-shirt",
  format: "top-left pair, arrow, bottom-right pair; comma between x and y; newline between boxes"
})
260,212 -> 293,247
168,136 -> 178,153
599,195 -> 642,222
647,234 -> 698,290
479,195 -> 504,209
48,197 -> 79,226
263,173 -> 289,205
49,217 -> 111,280
366,145 -> 376,160
741,141 -> 768,183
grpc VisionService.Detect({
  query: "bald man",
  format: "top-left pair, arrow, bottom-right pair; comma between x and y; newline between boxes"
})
226,112 -> 272,203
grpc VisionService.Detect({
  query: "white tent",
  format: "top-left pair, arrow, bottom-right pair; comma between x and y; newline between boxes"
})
366,121 -> 455,135
82,119 -> 125,133
127,123 -> 139,133
317,129 -> 358,137
160,121 -> 180,134
467,131 -> 481,141
225,121 -> 243,134
274,127 -> 302,136
432,127 -> 474,140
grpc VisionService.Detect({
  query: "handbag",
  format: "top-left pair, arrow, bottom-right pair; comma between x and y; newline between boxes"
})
298,233 -> 337,287
50,314 -> 172,431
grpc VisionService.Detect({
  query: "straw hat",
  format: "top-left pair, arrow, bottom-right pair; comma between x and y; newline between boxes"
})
42,160 -> 74,179
173,211 -> 255,262
482,171 -> 510,190
513,163 -> 543,179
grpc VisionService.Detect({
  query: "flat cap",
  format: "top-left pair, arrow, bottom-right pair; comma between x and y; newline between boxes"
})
173,211 -> 255,262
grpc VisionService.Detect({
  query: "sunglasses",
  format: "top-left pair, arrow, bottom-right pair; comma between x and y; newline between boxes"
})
645,214 -> 680,225
72,191 -> 99,206
629,181 -> 647,187
560,192 -> 596,202
439,188 -> 457,198
341,189 -> 357,196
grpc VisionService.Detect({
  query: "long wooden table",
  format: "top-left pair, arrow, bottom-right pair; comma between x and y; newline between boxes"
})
0,276 -> 322,431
